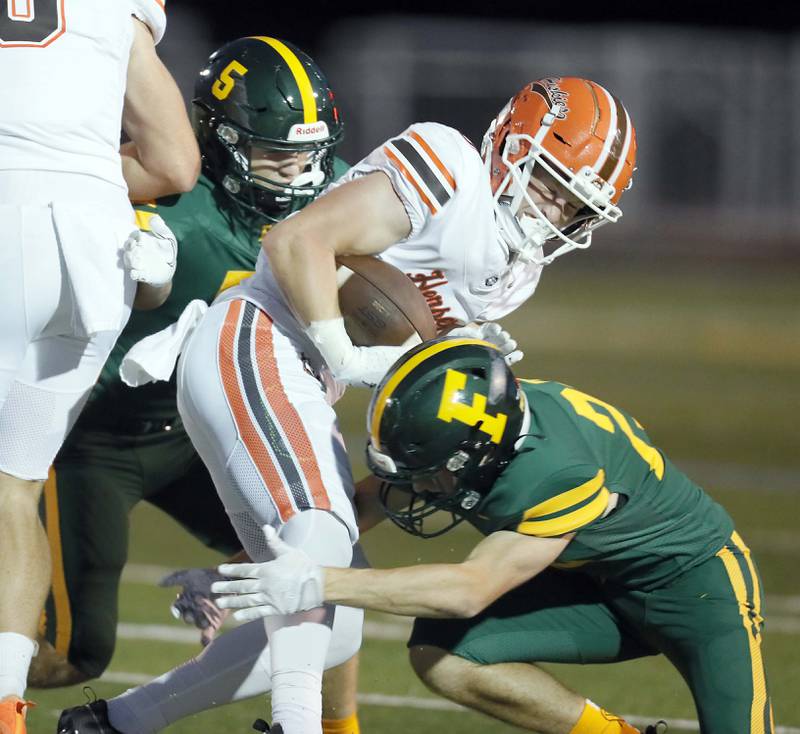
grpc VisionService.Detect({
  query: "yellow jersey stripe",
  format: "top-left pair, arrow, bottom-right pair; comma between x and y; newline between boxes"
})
370,338 -> 497,448
717,540 -> 768,734
44,469 -> 73,656
251,36 -> 317,124
520,469 -> 606,520
517,486 -> 609,537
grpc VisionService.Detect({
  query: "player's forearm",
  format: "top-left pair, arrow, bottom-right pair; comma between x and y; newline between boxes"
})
263,228 -> 341,325
121,20 -> 200,200
323,564 -> 490,618
132,280 -> 172,310
121,141 -> 197,201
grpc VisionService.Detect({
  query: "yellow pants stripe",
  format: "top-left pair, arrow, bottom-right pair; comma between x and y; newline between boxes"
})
43,468 -> 72,655
717,534 -> 771,734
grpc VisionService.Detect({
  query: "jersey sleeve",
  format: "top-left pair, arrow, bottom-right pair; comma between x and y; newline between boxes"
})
335,122 -> 462,239
515,466 -> 610,538
130,0 -> 167,44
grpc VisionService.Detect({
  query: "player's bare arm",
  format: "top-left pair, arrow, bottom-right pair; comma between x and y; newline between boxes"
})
324,530 -> 573,618
263,171 -> 411,325
132,282 -> 172,310
213,527 -> 572,620
121,18 -> 200,200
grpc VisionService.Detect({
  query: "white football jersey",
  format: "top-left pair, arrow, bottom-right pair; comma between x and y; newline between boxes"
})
0,0 -> 167,190
239,121 -> 543,334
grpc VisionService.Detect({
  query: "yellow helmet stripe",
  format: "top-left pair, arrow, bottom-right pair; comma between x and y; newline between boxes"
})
250,36 -> 317,124
369,338 -> 498,449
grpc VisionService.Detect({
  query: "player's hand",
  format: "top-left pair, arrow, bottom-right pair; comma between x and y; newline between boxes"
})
306,317 -> 406,388
158,568 -> 231,646
449,322 -> 523,365
124,214 -> 178,287
212,526 -> 325,620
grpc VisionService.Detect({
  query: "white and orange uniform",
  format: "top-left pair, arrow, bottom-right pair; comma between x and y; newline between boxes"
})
0,0 -> 166,480
177,121 -> 544,555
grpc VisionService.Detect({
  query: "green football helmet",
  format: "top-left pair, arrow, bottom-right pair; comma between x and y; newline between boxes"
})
192,36 -> 343,221
366,337 -> 527,538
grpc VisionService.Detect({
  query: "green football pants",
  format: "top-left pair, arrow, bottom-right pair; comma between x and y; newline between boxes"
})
410,532 -> 773,734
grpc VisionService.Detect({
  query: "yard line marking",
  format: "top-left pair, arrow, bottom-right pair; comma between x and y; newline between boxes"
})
117,623 -> 201,644
88,677 -> 800,734
116,619 -> 414,644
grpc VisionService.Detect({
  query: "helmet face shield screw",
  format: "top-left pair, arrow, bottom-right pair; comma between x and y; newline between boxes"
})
217,124 -> 239,144
223,175 -> 241,194
460,490 -> 482,511
446,450 -> 470,472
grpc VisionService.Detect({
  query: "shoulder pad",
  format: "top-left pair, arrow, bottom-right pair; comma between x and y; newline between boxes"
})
130,0 -> 166,44
382,122 -> 462,216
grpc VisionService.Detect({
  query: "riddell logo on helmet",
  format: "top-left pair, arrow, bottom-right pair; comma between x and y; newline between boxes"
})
288,122 -> 329,142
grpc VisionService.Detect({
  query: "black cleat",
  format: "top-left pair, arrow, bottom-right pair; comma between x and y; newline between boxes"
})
643,723 -> 668,734
251,720 -> 283,734
57,699 -> 121,734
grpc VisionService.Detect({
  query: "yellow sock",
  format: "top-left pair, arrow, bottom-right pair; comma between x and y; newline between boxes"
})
322,713 -> 360,734
569,700 -> 639,734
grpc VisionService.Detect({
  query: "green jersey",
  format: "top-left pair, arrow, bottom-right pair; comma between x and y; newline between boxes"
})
79,163 -> 349,425
471,380 -> 734,590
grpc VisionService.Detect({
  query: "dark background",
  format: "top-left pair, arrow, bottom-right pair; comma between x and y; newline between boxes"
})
173,1 -> 800,51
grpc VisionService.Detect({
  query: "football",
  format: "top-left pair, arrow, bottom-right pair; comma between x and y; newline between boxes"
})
336,255 -> 437,347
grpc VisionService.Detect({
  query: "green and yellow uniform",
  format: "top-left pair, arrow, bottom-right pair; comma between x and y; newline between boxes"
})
40,163 -> 348,678
410,380 -> 773,734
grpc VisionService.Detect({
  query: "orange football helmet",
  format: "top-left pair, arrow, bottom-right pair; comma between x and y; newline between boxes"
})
482,77 -> 637,265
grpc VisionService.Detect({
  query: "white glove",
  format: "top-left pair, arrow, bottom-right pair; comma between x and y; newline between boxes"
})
123,214 -> 178,287
449,321 -> 523,365
305,317 -> 406,388
159,568 -> 231,647
212,526 -> 325,620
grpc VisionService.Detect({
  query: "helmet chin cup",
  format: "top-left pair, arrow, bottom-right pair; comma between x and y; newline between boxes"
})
287,167 -> 326,198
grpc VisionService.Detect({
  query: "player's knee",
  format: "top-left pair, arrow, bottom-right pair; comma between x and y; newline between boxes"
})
281,509 -> 352,568
0,471 -> 44,513
409,645 -> 473,700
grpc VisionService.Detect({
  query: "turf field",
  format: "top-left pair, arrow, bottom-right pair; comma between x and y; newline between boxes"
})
28,259 -> 800,733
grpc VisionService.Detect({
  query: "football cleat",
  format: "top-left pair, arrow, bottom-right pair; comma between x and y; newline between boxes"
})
252,720 -> 283,734
643,722 -> 668,734
56,699 -> 121,734
0,697 -> 33,734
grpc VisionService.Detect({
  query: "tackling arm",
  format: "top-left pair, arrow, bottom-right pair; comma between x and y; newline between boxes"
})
214,528 -> 572,621
121,19 -> 200,200
324,530 -> 572,618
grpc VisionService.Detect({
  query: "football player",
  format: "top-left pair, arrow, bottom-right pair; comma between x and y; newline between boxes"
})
34,34 -> 362,734
0,2 -> 198,732
58,77 -> 637,734
214,337 -> 774,734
